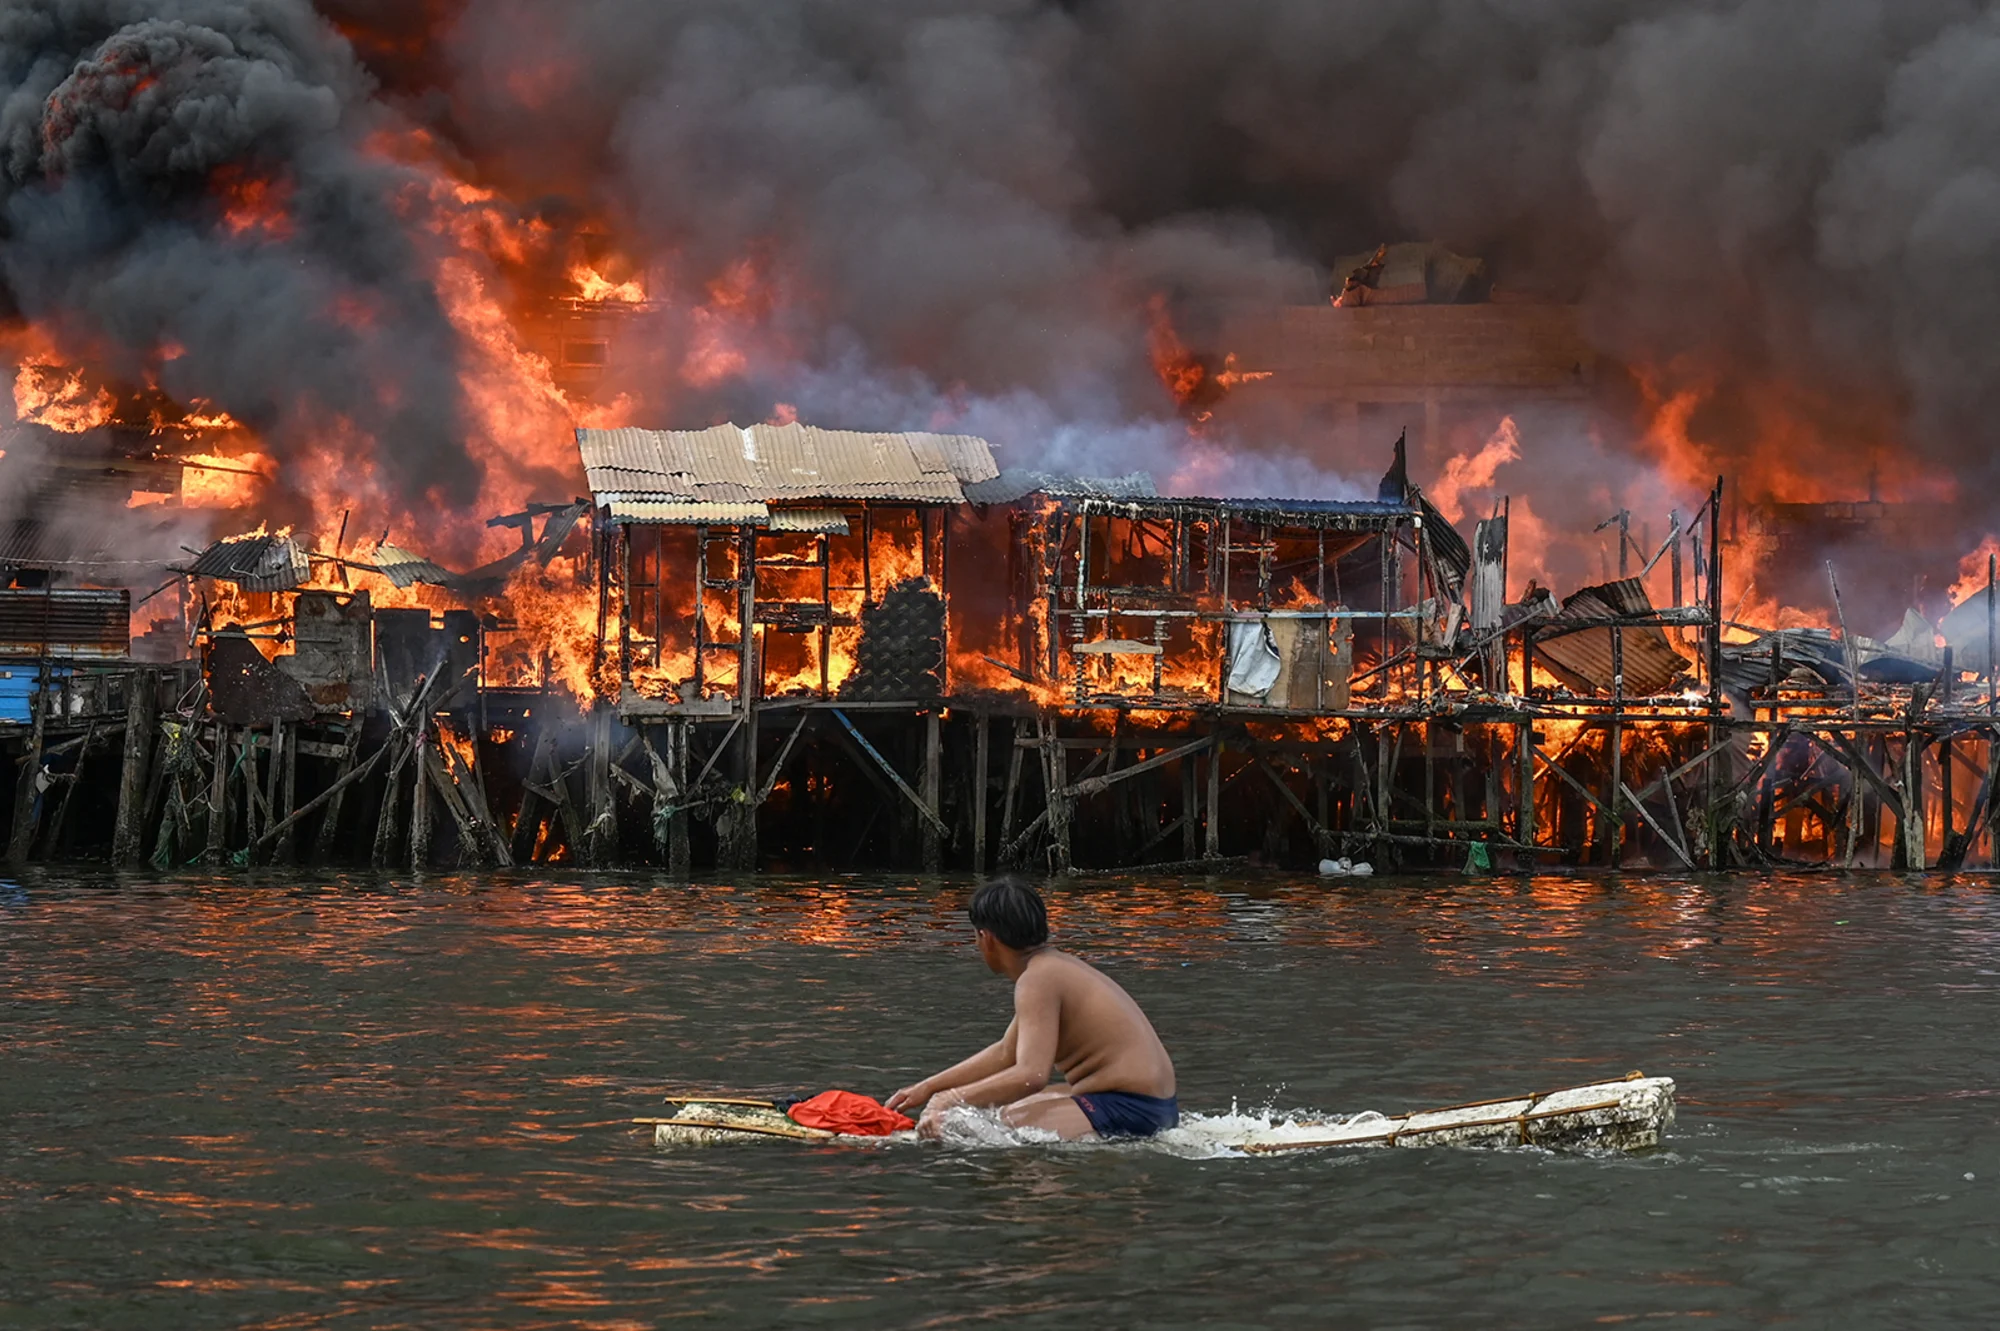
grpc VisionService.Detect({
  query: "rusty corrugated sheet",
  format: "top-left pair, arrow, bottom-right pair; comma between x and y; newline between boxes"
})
1535,578 -> 1689,696
577,423 -> 997,507
0,588 -> 129,659
369,542 -> 458,588
183,532 -> 310,591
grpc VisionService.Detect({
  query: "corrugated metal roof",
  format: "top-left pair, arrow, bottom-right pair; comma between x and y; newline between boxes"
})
183,532 -> 310,592
1535,579 -> 1689,696
963,470 -> 1159,505
370,542 -> 457,588
767,508 -> 849,535
0,589 -> 128,660
605,498 -> 770,525
1070,494 -> 1413,531
578,422 -> 998,506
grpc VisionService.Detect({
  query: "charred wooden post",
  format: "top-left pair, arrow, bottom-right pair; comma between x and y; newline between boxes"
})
264,721 -> 284,840
999,717 -> 1024,865
1203,730 -> 1223,860
972,711 -> 990,872
1704,478 -> 1726,870
1041,713 -> 1073,873
921,709 -> 942,872
715,704 -> 758,871
372,739 -> 407,869
251,740 -> 389,865
584,704 -> 620,868
203,721 -> 230,866
112,669 -> 156,866
669,719 -> 691,875
513,723 -> 555,862
275,723 -> 299,863
1608,628 -> 1625,867
1181,748 -> 1199,861
41,719 -> 95,860
313,724 -> 361,863
410,721 -> 434,869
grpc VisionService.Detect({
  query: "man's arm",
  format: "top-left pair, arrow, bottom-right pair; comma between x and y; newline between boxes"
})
920,971 -> 1059,1115
885,1019 -> 1018,1113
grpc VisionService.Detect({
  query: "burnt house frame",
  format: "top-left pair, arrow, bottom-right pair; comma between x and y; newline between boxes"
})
581,423 -> 998,715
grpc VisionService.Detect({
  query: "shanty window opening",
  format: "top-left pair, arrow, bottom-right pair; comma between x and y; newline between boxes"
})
1085,516 -> 1177,592
866,507 -> 927,598
753,532 -> 827,608
562,339 -> 610,366
1265,534 -> 1355,609
823,519 -> 869,616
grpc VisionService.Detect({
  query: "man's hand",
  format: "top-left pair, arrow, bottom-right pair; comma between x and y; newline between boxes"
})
916,1089 -> 967,1139
884,1083 -> 927,1115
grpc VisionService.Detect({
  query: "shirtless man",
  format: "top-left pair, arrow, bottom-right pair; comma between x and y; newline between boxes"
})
884,877 -> 1178,1141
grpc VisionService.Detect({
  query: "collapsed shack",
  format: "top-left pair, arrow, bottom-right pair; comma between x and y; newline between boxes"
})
14,424 -> 2000,878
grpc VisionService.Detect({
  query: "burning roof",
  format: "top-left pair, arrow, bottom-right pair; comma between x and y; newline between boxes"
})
578,423 -> 1000,524
180,532 -> 311,593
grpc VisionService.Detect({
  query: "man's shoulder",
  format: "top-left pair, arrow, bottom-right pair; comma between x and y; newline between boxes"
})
1019,948 -> 1110,993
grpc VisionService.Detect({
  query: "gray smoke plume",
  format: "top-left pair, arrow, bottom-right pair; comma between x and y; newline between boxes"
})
16,1 -> 2000,611
385,4 -> 2000,484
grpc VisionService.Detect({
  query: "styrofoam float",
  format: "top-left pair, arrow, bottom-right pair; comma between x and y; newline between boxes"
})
637,1072 -> 1675,1155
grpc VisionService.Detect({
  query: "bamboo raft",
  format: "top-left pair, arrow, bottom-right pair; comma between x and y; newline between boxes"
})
635,1073 -> 1676,1153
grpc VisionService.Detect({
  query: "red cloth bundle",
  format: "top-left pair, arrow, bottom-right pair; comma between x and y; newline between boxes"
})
786,1090 -> 914,1136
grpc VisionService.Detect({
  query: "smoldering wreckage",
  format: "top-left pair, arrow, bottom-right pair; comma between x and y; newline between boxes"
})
9,410 -> 2000,880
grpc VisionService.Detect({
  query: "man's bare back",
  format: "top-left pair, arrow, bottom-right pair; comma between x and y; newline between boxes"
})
885,878 -> 1178,1141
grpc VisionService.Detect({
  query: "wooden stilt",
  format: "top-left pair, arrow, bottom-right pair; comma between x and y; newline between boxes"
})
1181,749 -> 1199,861
670,719 -> 691,875
112,670 -> 156,866
1900,723 -> 1926,871
999,718 -> 1025,864
204,722 -> 230,866
1204,729 -> 1223,860
1041,713 -> 1073,873
313,724 -> 360,864
252,741 -> 389,864
41,720 -> 95,860
263,719 -> 286,854
513,726 -> 556,863
972,712 -> 989,873
584,704 -> 618,868
410,722 -> 433,870
921,709 -> 942,873
716,705 -> 758,870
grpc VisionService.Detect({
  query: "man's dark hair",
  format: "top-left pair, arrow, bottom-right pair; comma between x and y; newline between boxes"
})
968,876 -> 1048,950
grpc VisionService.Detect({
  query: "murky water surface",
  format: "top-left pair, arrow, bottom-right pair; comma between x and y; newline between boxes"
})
4,870 -> 1999,1328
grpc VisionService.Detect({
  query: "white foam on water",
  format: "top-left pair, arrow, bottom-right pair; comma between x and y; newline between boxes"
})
922,1099 -> 1380,1159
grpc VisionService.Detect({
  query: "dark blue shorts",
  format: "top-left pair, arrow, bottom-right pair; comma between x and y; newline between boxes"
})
1073,1090 -> 1179,1138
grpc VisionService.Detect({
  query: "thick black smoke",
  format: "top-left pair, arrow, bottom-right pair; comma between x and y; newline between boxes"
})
383,0 -> 2000,509
0,0 -> 482,517
17,1 -> 2000,600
